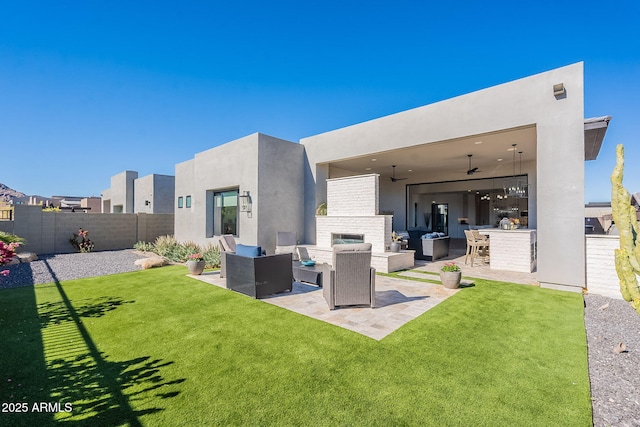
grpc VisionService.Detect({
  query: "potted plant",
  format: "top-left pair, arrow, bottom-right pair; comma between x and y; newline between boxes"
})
390,231 -> 403,253
440,262 -> 462,289
186,253 -> 205,275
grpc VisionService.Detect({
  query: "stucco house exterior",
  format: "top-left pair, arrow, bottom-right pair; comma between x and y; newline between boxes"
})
174,133 -> 305,252
102,170 -> 175,214
174,62 -> 611,293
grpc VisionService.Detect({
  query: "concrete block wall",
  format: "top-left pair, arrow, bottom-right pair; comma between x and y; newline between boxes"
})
55,212 -> 138,253
585,235 -> 626,299
316,215 -> 392,253
0,220 -> 14,234
327,174 -> 379,216
137,213 -> 175,243
10,205 -> 174,255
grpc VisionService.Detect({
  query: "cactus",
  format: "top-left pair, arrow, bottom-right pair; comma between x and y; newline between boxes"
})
610,144 -> 640,314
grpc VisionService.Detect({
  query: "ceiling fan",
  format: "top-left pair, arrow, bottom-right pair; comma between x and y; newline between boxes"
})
390,165 -> 408,182
466,154 -> 481,175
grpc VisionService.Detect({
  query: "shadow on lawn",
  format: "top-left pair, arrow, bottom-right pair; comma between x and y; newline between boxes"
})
39,259 -> 185,426
38,296 -> 135,327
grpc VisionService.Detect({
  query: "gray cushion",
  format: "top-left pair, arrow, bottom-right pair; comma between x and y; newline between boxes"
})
333,243 -> 372,253
276,245 -> 299,260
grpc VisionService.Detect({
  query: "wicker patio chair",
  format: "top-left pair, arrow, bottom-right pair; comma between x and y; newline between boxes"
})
323,243 -> 376,310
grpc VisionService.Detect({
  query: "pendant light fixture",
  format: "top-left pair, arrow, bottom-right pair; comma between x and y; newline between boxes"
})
503,144 -> 528,198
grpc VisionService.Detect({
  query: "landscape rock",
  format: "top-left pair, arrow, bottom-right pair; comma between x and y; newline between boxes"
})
17,252 -> 38,263
134,257 -> 168,269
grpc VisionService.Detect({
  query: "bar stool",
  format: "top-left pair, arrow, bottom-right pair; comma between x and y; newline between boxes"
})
464,230 -> 489,266
471,229 -> 490,264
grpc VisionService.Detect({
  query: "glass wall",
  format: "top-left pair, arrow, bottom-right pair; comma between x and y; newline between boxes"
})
214,190 -> 239,236
206,189 -> 239,237
407,175 -> 528,238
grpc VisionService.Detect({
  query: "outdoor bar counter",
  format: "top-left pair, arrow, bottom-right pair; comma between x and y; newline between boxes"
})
482,228 -> 537,273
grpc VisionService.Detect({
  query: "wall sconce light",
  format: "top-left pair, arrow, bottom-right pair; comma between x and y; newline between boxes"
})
239,191 -> 252,213
553,83 -> 565,98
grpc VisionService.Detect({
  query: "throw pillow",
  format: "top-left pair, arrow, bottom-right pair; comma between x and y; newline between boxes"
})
235,244 -> 263,258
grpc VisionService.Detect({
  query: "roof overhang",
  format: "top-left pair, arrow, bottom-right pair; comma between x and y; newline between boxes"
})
584,116 -> 612,160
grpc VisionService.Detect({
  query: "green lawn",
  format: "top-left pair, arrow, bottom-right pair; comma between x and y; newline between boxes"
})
0,266 -> 591,426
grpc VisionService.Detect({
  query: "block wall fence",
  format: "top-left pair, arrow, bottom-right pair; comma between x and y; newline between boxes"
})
0,205 -> 174,255
584,234 -> 632,300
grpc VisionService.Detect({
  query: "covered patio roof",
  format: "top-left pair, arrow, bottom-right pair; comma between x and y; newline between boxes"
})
322,117 -> 611,181
584,116 -> 612,161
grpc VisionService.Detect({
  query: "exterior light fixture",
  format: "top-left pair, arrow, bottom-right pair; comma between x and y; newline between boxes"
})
553,83 -> 565,98
239,191 -> 252,213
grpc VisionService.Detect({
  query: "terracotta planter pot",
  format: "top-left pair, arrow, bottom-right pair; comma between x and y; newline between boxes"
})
186,260 -> 205,275
439,270 -> 461,289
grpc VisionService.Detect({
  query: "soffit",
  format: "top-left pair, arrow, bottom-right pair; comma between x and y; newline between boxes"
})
584,116 -> 612,161
325,126 -> 538,180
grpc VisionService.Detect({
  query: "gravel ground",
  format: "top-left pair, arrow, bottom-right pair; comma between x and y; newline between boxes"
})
0,250 -> 147,289
1,251 -> 640,425
585,294 -> 640,427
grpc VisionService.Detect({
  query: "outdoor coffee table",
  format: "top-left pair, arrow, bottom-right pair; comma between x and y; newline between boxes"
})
292,262 -> 324,287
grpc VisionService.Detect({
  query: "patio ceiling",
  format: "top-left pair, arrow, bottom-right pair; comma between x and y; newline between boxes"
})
326,126 -> 538,181
325,117 -> 610,181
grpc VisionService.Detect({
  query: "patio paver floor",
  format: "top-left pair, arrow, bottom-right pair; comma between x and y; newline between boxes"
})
190,272 -> 462,340
189,240 -> 538,341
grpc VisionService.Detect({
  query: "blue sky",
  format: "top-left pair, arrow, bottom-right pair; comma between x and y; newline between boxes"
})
1,1 -> 638,202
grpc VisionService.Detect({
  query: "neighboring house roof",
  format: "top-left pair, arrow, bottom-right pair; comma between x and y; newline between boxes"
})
584,116 -> 612,160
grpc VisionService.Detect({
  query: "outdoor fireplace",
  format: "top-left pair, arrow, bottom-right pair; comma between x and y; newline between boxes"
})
315,174 -> 391,253
332,233 -> 365,245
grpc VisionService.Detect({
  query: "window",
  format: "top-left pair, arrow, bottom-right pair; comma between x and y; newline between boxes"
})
178,196 -> 183,208
186,195 -> 192,208
209,189 -> 238,236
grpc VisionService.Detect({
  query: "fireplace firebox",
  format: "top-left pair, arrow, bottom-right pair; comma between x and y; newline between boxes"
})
332,233 -> 365,245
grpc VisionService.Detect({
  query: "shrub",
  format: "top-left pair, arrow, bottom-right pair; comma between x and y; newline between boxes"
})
70,228 -> 94,253
0,240 -> 20,279
180,241 -> 202,262
441,262 -> 461,272
0,231 -> 26,245
139,236 -> 220,268
202,243 -> 221,268
316,202 -> 327,216
134,241 -> 155,252
153,235 -> 179,258
187,253 -> 204,261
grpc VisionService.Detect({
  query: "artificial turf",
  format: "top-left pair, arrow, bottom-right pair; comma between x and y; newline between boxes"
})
0,266 -> 592,426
